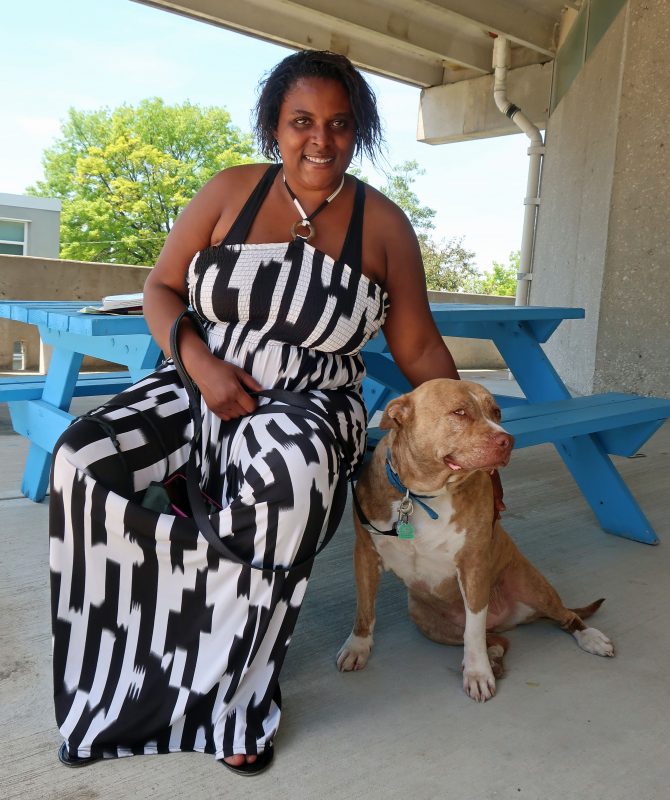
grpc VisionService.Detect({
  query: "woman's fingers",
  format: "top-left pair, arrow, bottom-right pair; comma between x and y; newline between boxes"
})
236,367 -> 264,393
199,362 -> 261,420
230,367 -> 261,415
489,469 -> 506,521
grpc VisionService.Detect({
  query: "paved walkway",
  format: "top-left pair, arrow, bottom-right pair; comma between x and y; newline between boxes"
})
1,372 -> 669,799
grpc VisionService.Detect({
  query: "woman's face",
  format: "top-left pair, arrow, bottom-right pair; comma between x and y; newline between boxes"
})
274,77 -> 357,192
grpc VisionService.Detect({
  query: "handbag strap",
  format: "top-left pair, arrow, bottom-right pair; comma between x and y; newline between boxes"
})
169,310 -> 347,574
77,402 -> 172,497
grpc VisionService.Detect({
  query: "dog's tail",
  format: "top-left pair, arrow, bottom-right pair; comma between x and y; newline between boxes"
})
569,598 -> 605,619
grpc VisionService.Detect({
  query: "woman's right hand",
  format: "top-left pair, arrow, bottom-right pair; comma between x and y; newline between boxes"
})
192,354 -> 264,421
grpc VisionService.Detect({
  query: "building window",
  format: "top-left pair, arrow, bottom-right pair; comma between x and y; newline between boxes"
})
0,219 -> 28,255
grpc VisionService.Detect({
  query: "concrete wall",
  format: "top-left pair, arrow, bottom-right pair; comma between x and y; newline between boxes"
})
0,255 -> 150,371
427,290 -> 513,369
530,0 -> 670,398
0,194 -> 61,257
593,0 -> 670,395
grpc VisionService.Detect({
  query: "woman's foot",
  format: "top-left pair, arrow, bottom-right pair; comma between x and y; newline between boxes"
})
57,742 -> 103,767
221,744 -> 274,776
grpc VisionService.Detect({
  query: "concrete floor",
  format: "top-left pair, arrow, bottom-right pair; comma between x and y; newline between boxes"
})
1,372 -> 669,800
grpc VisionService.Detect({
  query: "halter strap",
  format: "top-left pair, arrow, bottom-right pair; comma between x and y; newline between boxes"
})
222,163 -> 282,246
338,178 -> 365,274
221,164 -> 365,273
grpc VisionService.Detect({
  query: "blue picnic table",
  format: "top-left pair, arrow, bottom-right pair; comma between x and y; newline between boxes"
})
1,299 -> 668,545
0,301 -> 161,504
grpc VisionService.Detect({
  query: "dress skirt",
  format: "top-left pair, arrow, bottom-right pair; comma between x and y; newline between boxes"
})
50,364 -> 360,760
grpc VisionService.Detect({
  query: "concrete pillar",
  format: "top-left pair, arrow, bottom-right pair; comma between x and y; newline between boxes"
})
530,0 -> 670,397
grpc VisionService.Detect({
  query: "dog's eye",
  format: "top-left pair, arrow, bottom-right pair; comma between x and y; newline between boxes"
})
453,409 -> 466,417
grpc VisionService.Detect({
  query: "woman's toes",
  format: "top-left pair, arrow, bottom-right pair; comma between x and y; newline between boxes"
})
223,754 -> 259,766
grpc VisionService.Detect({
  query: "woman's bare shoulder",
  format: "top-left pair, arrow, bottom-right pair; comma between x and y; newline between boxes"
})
360,181 -> 417,252
203,162 -> 277,197
362,182 -> 413,229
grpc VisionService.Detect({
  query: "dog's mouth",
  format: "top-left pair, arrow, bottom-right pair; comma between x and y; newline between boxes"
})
443,454 -> 511,472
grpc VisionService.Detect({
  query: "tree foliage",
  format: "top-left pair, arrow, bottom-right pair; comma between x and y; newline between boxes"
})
468,251 -> 519,296
420,235 -> 479,293
381,161 -> 478,292
28,99 -> 255,265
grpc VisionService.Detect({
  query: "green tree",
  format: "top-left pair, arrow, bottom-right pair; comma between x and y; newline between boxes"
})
469,250 -> 519,296
421,235 -> 479,293
381,160 -> 437,232
28,98 -> 255,265
381,161 -> 478,292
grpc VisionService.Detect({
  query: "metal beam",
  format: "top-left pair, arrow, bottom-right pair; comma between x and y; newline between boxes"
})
135,0 -> 449,85
280,0 -> 493,72
381,0 -> 559,56
135,0 -> 560,85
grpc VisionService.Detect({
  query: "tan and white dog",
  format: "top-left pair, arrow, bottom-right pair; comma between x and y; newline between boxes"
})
337,378 -> 613,701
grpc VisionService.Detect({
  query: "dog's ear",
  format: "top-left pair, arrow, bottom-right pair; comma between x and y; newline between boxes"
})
380,394 -> 413,429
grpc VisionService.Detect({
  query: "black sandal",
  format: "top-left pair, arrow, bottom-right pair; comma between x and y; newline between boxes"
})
220,743 -> 274,776
57,741 -> 104,768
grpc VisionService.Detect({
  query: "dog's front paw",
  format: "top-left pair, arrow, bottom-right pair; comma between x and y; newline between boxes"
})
336,633 -> 373,672
573,627 -> 614,657
462,660 -> 496,702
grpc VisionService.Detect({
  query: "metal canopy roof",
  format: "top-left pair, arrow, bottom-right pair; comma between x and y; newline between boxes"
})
135,0 -> 577,88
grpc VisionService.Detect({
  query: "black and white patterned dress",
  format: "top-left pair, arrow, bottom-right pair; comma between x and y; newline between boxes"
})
50,164 -> 388,761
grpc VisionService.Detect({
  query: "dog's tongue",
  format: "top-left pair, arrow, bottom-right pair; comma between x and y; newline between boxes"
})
447,461 -> 462,471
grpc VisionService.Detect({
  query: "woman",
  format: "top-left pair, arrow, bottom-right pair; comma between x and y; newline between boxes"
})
50,50 -> 464,775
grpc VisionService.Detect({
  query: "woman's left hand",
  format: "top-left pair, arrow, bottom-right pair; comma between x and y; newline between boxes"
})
490,469 -> 506,522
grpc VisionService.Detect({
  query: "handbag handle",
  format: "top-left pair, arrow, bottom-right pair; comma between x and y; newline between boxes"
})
169,310 -> 347,574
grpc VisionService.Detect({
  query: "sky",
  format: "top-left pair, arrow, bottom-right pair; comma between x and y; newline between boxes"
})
1,0 -> 530,272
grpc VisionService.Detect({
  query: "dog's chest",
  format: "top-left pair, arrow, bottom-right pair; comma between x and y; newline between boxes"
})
369,494 -> 464,592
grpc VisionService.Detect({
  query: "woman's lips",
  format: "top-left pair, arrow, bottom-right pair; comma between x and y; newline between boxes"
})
303,154 -> 335,164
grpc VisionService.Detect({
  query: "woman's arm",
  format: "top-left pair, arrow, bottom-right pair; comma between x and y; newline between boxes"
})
372,197 -> 459,386
143,168 -> 263,420
374,194 -> 505,517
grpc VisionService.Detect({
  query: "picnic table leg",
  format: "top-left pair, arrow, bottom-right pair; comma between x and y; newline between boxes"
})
123,337 -> 163,383
493,322 -> 659,544
20,347 -> 83,502
555,436 -> 658,544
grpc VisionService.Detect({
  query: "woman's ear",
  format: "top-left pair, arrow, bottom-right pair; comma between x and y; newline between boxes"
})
379,394 -> 412,430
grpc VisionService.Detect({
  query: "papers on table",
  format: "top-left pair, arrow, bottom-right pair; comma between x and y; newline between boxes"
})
78,293 -> 144,315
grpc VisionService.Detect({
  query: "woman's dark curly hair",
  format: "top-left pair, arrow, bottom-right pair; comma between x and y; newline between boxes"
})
254,50 -> 384,164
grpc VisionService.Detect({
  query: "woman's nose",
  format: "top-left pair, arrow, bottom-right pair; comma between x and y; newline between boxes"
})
311,124 -> 332,146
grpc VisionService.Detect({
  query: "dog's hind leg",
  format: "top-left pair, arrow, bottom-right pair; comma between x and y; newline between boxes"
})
557,607 -> 614,657
486,633 -> 509,678
503,556 -> 614,657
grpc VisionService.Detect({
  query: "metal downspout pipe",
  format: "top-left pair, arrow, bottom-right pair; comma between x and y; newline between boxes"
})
492,36 -> 545,306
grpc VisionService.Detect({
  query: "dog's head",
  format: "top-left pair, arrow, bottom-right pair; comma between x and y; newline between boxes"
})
380,378 -> 514,476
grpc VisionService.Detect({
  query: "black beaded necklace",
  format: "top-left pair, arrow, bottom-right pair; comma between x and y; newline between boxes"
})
282,171 -> 345,242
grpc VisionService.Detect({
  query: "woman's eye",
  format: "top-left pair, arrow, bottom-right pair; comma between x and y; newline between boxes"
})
293,118 -> 310,126
331,119 -> 347,128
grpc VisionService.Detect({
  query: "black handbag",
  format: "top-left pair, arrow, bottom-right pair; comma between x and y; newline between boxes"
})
79,310 -> 347,574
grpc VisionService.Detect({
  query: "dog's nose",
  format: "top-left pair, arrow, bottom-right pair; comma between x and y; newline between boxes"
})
492,431 -> 514,450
